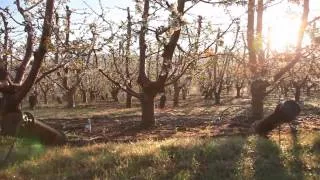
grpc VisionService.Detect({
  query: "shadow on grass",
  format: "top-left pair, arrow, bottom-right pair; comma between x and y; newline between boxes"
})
158,137 -> 247,179
3,135 -> 319,180
253,138 -> 291,180
0,137 -> 247,180
286,124 -> 304,179
0,137 -> 46,170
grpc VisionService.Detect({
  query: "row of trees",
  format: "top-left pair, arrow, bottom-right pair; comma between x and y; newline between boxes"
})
0,0 -> 319,136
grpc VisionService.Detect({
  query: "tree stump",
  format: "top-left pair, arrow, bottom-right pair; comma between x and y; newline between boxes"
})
254,100 -> 301,136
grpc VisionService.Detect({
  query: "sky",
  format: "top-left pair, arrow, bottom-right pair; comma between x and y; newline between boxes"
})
0,0 -> 319,51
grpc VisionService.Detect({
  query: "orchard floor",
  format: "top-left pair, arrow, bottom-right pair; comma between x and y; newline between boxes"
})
29,95 -> 320,144
1,94 -> 320,179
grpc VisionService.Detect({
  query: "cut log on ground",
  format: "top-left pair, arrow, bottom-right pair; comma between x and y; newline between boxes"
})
18,112 -> 66,145
254,100 -> 301,136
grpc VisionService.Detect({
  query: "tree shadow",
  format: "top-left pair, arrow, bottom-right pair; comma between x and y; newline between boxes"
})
0,137 -> 46,170
158,136 -> 247,179
253,131 -> 305,180
0,136 -> 247,179
253,138 -> 292,180
286,124 -> 304,179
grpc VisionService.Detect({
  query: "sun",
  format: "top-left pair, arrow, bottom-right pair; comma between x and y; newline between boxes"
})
268,18 -> 300,51
267,17 -> 311,52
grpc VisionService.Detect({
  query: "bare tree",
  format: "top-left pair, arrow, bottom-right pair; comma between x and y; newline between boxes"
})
0,0 -> 55,136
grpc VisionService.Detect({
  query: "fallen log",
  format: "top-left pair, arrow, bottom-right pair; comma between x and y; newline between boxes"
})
254,100 -> 301,136
18,112 -> 66,145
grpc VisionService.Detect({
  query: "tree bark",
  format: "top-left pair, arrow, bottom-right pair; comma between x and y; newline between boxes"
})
159,93 -> 166,109
236,86 -> 242,98
173,82 -> 181,107
140,91 -> 156,128
43,91 -> 48,105
0,94 -> 22,136
80,89 -> 88,103
66,88 -> 76,108
294,86 -> 301,102
214,92 -> 221,105
126,93 -> 132,108
110,88 -> 119,102
28,94 -> 38,110
204,88 -> 213,99
181,87 -> 187,100
89,90 -> 96,102
251,80 -> 268,120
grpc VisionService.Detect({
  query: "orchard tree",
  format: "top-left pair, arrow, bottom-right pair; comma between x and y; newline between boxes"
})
100,0 -> 190,128
247,0 -> 310,120
0,0 -> 55,136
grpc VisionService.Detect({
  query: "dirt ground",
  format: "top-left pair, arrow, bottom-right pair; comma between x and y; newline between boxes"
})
34,95 -> 320,145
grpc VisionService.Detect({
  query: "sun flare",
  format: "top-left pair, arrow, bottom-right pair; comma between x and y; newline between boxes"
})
268,18 -> 299,51
268,17 -> 311,52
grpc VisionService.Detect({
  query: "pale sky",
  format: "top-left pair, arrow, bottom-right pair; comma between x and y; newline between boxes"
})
0,0 -> 319,51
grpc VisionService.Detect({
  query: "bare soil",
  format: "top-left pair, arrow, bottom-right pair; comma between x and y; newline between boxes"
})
35,96 -> 320,146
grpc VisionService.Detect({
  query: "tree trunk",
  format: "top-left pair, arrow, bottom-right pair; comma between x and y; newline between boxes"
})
89,91 -> 96,102
29,94 -> 38,110
126,93 -> 132,108
140,91 -> 156,128
56,96 -> 63,104
181,87 -> 187,100
80,90 -> 88,103
173,83 -> 181,107
0,94 -> 22,136
43,91 -> 48,105
204,88 -> 213,99
251,80 -> 268,120
236,86 -> 242,98
214,92 -> 221,105
66,89 -> 76,108
110,88 -> 119,102
294,86 -> 301,102
226,84 -> 232,95
159,94 -> 166,109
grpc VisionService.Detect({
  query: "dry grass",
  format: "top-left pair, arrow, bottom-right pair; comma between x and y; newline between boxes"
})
28,105 -> 141,120
1,132 -> 319,180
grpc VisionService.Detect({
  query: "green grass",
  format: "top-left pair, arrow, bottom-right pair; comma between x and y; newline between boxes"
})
1,132 -> 319,180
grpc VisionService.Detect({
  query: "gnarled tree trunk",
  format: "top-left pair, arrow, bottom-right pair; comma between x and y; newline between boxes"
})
43,91 -> 48,104
66,88 -> 76,108
80,89 -> 88,103
0,94 -> 22,136
159,93 -> 166,109
294,85 -> 301,102
251,79 -> 269,120
140,90 -> 156,128
214,92 -> 221,105
181,86 -> 187,100
173,82 -> 181,107
110,87 -> 120,102
236,86 -> 242,98
126,93 -> 132,108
